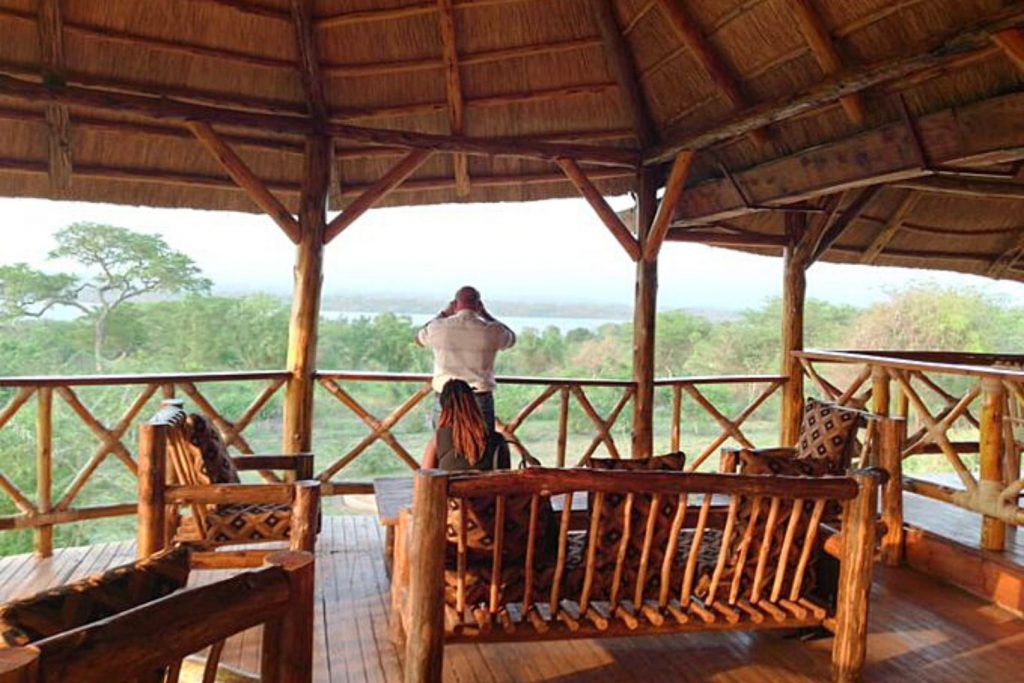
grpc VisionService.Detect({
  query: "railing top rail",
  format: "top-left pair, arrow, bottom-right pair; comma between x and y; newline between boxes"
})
314,370 -> 636,387
0,370 -> 291,388
653,374 -> 787,386
797,349 -> 1024,381
831,350 -> 1024,366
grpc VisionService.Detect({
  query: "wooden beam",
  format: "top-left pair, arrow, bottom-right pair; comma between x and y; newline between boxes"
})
787,0 -> 866,126
808,185 -> 882,264
993,28 -> 1024,71
668,90 -> 1024,226
655,0 -> 768,146
188,122 -> 301,242
289,0 -> 327,122
36,0 -> 71,193
861,191 -> 920,264
664,230 -> 788,247
986,230 -> 1024,279
632,169 -> 658,459
437,0 -> 470,197
780,212 -> 807,446
590,0 -> 657,148
892,176 -> 1024,200
324,150 -> 433,243
643,150 -> 695,261
647,3 -> 1024,164
0,73 -> 640,168
556,157 -> 641,261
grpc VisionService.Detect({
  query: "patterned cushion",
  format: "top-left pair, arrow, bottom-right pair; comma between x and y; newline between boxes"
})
0,546 -> 190,647
202,503 -> 293,545
738,451 -> 833,477
184,413 -> 240,485
796,399 -> 862,473
587,452 -> 686,472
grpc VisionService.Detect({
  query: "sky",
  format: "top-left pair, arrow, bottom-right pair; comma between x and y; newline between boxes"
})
4,196 -> 1024,315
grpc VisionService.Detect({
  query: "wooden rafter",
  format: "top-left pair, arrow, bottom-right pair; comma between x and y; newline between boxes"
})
289,0 -> 326,122
556,157 -> 641,261
643,150 -> 695,261
647,3 -> 1024,164
655,0 -> 768,146
993,28 -> 1024,71
860,191 -> 920,264
892,176 -> 1024,200
665,90 -> 1024,228
437,0 -> 470,196
590,0 -> 657,148
665,230 -> 788,247
188,122 -> 300,243
0,72 -> 640,168
787,0 -> 866,126
324,150 -> 433,243
36,0 -> 71,192
808,185 -> 882,264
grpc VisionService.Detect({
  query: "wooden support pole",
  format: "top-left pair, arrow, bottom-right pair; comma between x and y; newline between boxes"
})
832,470 -> 880,683
283,136 -> 330,455
0,647 -> 39,683
404,471 -> 448,683
136,422 -> 167,559
188,121 -> 301,242
878,417 -> 906,567
324,149 -> 433,243
289,481 -> 320,554
34,386 -> 52,558
993,28 -> 1024,71
262,551 -> 316,683
871,366 -> 890,417
557,157 -> 641,261
979,377 -> 1007,552
779,214 -> 807,446
643,150 -> 694,262
632,168 -> 658,459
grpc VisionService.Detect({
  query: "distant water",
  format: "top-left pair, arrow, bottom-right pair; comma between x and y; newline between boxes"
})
321,310 -> 626,333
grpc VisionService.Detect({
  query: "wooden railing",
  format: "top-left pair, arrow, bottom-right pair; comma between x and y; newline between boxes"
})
0,369 -> 786,556
797,349 -> 1024,552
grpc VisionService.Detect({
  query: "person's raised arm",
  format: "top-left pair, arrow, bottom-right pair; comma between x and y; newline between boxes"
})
415,300 -> 455,347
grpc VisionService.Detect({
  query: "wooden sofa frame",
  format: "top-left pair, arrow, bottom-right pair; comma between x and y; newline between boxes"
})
393,467 -> 884,683
137,401 -> 321,568
0,549 -> 315,683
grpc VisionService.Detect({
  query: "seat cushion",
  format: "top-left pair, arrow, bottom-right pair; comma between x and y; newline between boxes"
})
202,503 -> 293,544
0,546 -> 190,647
796,398 -> 862,473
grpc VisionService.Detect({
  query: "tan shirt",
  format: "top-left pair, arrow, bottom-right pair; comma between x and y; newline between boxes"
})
416,310 -> 516,393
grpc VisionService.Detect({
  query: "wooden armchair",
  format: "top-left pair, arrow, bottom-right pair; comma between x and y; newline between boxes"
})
0,546 -> 314,683
137,400 -> 321,566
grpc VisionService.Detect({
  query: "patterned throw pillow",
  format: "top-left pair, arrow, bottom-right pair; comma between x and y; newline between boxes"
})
184,413 -> 240,485
738,451 -> 833,477
587,452 -> 686,472
796,398 -> 862,473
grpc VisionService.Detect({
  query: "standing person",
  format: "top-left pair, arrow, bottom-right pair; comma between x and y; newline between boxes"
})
415,286 -> 515,434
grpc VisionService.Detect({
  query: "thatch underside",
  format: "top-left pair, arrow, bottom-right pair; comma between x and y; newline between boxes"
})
0,0 -> 1022,280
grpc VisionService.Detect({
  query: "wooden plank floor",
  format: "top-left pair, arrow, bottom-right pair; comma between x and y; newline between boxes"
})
2,515 -> 1023,682
904,492 -> 1023,564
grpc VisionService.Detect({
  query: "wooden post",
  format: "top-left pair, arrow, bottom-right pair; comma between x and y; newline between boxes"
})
878,417 -> 905,566
779,214 -> 807,446
0,647 -> 39,683
404,471 -> 448,683
979,377 -> 1006,552
832,470 -> 880,683
262,551 -> 316,683
137,422 -> 168,559
289,481 -> 320,553
632,168 -> 658,459
282,135 -> 330,455
865,365 -> 891,468
34,387 -> 52,558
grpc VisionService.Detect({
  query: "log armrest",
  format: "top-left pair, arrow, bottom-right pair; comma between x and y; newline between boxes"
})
231,453 -> 315,479
719,446 -> 799,473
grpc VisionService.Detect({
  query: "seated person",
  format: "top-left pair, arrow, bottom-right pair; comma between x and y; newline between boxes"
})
422,379 -> 510,471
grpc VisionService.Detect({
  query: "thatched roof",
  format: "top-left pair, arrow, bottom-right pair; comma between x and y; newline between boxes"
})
0,0 -> 1022,279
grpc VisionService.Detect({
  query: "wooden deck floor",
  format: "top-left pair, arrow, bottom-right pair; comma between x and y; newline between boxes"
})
2,515 -> 1023,682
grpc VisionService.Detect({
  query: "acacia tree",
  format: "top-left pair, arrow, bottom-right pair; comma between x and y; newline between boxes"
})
0,222 -> 211,370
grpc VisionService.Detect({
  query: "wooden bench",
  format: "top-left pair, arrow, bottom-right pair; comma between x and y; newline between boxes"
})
0,547 -> 314,683
392,467 -> 884,683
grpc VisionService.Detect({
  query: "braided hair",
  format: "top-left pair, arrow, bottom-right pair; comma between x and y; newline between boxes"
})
438,379 -> 488,466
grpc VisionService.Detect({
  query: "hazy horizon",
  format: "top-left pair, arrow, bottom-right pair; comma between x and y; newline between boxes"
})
5,196 -> 1024,313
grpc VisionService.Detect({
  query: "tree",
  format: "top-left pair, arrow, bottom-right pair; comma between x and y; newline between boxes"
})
0,222 -> 211,370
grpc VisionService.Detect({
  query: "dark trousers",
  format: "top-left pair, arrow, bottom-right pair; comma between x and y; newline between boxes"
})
432,391 -> 495,435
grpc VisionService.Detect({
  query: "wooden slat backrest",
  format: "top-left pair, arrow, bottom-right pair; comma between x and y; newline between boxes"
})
443,468 -> 859,632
